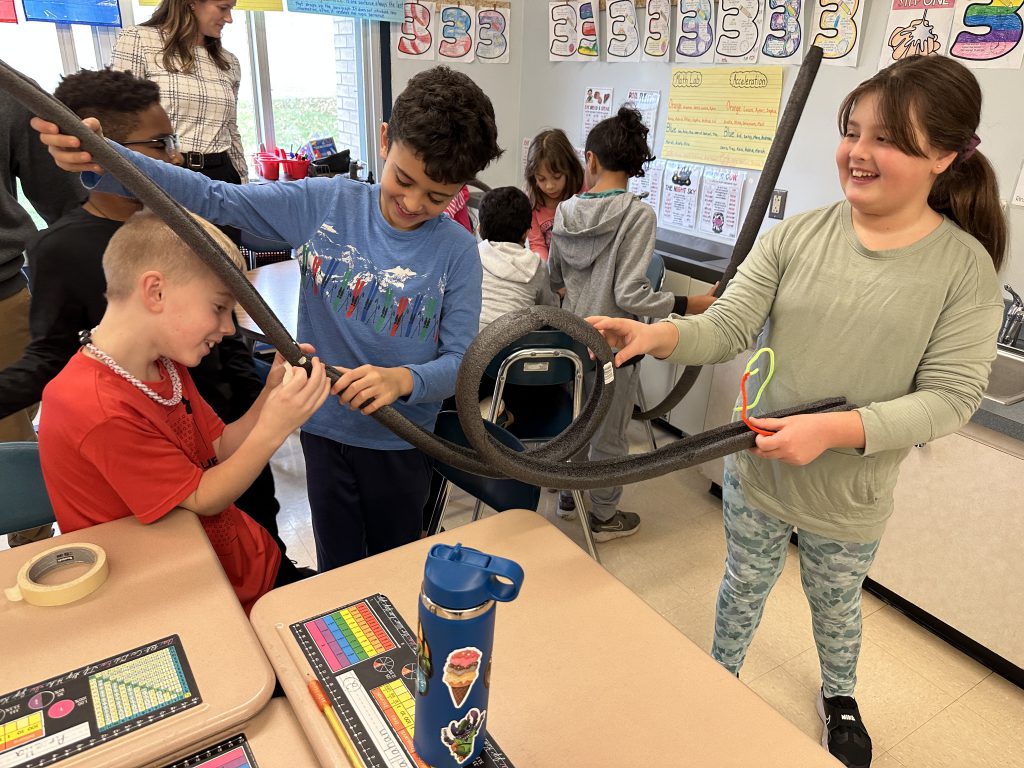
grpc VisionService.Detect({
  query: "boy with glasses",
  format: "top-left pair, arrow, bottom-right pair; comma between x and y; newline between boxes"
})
1,67 -> 309,581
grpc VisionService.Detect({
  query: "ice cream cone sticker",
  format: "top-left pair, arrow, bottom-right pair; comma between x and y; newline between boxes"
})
443,647 -> 482,707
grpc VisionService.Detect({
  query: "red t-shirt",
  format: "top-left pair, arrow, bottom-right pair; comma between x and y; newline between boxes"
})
528,205 -> 556,262
39,352 -> 280,614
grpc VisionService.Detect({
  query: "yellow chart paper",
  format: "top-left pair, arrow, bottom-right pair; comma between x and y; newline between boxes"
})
664,66 -> 783,171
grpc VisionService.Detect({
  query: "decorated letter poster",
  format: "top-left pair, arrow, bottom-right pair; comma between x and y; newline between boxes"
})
810,0 -> 865,66
438,2 -> 475,62
624,88 -> 661,145
629,158 -> 666,214
760,0 -> 803,65
550,1 -> 600,60
605,0 -> 642,62
664,66 -> 783,171
674,0 -> 716,63
879,0 -> 958,70
395,1 -> 437,59
948,0 -> 1024,70
476,1 -> 511,63
641,0 -> 672,61
715,0 -> 763,64
582,86 -> 614,141
1,0 -> 17,23
659,162 -> 704,232
699,167 -> 745,238
145,0 -> 281,8
521,137 -> 532,182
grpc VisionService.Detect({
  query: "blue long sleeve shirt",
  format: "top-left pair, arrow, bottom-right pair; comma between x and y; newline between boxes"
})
87,144 -> 482,449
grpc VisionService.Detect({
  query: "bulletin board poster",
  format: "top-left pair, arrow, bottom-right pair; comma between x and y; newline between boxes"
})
287,0 -> 403,21
760,0 -> 804,65
1,0 -> 16,23
663,66 -> 783,171
659,162 -> 703,231
699,166 -> 745,238
879,0 -> 957,70
948,0 -> 1024,70
582,86 -> 613,142
476,1 -> 511,63
809,0 -> 865,67
628,157 -> 665,214
623,87 -> 660,147
23,0 -> 120,26
395,1 -> 438,60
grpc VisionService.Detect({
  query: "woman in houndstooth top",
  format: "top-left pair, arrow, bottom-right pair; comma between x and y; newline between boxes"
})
112,0 -> 247,239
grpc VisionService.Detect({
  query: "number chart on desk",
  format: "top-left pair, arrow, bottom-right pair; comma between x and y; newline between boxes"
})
0,635 -> 200,768
291,593 -> 513,768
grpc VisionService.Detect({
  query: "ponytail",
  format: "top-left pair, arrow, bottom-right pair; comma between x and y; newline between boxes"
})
930,149 -> 1006,272
585,105 -> 655,179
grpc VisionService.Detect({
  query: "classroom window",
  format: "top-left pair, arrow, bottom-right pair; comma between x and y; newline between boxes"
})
262,10 -> 366,164
0,12 -> 65,93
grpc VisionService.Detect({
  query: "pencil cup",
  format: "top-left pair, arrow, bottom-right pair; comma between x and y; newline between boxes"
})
414,544 -> 523,767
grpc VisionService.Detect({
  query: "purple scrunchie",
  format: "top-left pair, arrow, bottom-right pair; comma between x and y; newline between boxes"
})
960,133 -> 981,161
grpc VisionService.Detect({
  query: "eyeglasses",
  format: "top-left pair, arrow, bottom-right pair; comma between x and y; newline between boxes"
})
120,134 -> 181,155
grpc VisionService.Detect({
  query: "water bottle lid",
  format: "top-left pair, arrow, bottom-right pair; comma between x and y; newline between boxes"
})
422,543 -> 524,610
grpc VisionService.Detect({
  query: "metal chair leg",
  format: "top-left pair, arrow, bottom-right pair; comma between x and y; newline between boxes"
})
430,479 -> 452,534
471,498 -> 485,522
637,381 -> 657,452
572,490 -> 600,562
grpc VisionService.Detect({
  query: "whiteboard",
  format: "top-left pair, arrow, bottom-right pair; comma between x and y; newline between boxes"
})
390,2 -> 1024,287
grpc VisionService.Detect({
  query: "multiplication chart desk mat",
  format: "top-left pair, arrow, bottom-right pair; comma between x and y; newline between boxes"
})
0,635 -> 200,768
290,593 -> 514,768
160,734 -> 257,768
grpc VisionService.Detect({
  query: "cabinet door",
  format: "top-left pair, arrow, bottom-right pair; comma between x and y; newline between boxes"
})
873,431 -> 1024,667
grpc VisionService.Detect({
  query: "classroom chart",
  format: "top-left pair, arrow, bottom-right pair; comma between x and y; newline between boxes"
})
0,636 -> 200,768
161,734 -> 257,768
291,594 -> 513,768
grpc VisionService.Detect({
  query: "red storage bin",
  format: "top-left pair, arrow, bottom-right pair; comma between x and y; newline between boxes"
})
282,158 -> 310,180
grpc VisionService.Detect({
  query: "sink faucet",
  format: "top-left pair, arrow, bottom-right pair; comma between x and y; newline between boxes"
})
999,284 -> 1024,345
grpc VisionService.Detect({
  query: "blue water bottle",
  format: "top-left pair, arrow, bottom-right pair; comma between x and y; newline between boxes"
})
414,543 -> 524,767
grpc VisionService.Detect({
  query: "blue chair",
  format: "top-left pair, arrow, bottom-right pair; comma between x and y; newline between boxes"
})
636,252 -> 667,451
427,411 -> 540,536
0,442 -> 55,536
483,329 -> 600,560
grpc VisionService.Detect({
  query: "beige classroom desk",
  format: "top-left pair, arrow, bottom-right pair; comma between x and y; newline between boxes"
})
0,509 -> 275,767
236,259 -> 299,341
144,699 -> 317,768
250,509 -> 839,767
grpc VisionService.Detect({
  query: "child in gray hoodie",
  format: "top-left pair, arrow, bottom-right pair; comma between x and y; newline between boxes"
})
477,186 -> 557,331
549,106 -> 714,540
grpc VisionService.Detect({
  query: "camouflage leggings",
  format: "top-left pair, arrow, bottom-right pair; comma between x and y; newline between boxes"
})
711,462 -> 880,697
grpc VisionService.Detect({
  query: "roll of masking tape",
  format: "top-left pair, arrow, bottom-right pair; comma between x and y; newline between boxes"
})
4,543 -> 108,606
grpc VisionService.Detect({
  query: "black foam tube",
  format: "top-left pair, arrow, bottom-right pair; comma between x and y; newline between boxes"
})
0,56 -> 850,491
636,45 -> 824,421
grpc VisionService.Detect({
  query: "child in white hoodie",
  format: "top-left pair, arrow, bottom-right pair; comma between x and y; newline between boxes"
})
477,186 -> 557,331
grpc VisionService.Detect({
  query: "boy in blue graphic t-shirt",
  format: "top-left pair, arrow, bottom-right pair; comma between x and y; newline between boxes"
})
35,67 -> 503,570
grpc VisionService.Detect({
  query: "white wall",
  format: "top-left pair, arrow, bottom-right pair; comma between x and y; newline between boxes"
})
390,2 -> 1024,288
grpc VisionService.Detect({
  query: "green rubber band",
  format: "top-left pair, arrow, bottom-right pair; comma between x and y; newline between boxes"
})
733,347 -> 775,412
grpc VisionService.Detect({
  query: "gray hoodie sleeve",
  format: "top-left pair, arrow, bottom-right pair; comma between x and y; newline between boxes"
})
530,264 -> 559,308
613,202 -> 674,318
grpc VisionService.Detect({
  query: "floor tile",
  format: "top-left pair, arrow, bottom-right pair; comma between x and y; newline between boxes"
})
864,605 -> 990,698
887,701 -> 1024,768
960,673 -> 1024,750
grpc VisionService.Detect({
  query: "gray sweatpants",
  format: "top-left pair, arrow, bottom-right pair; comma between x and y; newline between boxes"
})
711,459 -> 880,697
573,363 -> 640,522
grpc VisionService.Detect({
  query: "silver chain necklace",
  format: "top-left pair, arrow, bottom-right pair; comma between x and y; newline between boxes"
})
79,327 -> 183,407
